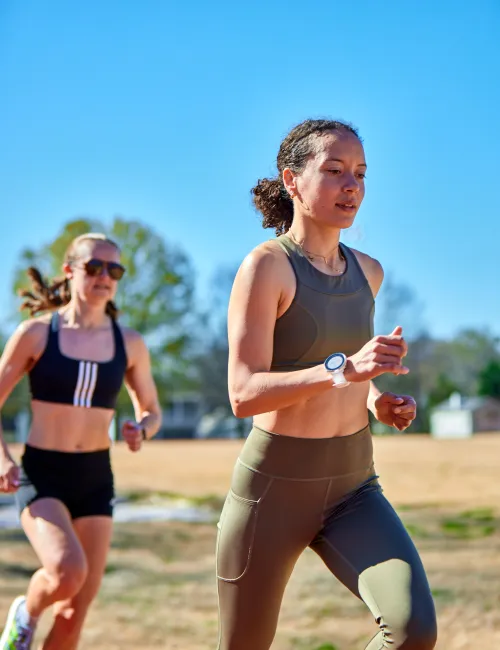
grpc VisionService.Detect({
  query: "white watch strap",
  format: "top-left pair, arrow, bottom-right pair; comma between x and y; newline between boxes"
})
331,371 -> 349,387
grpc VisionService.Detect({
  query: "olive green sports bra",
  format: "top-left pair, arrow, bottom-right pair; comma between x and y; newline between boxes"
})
270,235 -> 374,371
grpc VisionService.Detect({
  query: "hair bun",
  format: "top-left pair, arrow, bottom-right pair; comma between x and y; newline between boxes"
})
251,177 -> 293,236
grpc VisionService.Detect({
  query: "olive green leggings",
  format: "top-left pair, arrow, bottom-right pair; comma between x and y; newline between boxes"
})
216,425 -> 437,649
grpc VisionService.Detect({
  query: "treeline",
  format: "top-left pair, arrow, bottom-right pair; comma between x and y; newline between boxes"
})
1,217 -> 499,434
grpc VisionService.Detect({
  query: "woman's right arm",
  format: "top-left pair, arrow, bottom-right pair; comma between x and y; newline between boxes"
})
228,247 -> 409,419
0,321 -> 43,491
227,246 -> 334,418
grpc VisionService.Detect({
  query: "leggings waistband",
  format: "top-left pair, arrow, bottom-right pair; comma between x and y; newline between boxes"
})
238,425 -> 374,481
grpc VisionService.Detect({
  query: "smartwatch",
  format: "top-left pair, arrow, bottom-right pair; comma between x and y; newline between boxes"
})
324,352 -> 350,387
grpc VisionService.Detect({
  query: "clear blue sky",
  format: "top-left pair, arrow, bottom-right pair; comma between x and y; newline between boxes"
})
1,0 -> 499,339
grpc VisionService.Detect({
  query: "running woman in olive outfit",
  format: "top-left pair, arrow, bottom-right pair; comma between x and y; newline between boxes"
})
216,120 -> 437,649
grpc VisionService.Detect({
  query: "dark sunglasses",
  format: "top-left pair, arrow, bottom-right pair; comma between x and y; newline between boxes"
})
78,258 -> 126,281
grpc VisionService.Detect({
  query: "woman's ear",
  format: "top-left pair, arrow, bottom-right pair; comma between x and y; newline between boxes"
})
62,262 -> 73,279
282,168 -> 297,199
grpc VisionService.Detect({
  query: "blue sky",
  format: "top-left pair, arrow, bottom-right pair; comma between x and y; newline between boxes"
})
1,0 -> 499,340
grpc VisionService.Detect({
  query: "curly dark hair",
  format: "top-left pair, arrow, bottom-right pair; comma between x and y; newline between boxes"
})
18,233 -> 121,319
251,119 -> 361,236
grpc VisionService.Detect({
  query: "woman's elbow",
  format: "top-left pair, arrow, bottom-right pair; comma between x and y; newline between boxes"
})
230,394 -> 248,419
229,386 -> 254,419
229,368 -> 263,418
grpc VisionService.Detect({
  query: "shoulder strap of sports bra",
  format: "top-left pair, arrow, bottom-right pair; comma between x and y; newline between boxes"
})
38,311 -> 60,356
339,243 -> 370,284
111,318 -> 128,365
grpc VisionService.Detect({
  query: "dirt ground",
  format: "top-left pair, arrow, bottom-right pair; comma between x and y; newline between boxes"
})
2,434 -> 500,649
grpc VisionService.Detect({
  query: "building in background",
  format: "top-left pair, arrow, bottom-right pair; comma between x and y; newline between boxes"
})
156,392 -> 204,439
430,392 -> 500,439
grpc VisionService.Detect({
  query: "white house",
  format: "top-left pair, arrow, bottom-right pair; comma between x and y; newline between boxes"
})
430,392 -> 500,439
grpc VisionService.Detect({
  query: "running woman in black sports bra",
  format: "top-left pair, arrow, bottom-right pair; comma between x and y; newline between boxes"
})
0,233 -> 162,650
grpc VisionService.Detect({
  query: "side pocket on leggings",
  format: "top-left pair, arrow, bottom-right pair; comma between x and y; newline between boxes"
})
216,490 -> 260,582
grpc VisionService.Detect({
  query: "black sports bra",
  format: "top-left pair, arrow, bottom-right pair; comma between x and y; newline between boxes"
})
28,312 -> 128,409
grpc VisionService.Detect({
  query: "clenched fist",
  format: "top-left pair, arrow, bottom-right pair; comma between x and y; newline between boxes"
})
121,420 -> 145,453
373,392 -> 417,431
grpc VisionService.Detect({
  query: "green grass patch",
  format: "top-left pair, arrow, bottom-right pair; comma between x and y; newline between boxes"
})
460,508 -> 495,523
440,508 -> 497,539
0,530 -> 28,544
397,502 -> 443,512
119,489 -> 224,511
111,524 -> 194,561
291,640 -> 338,650
104,563 -> 121,574
431,587 -> 455,603
119,490 -> 146,502
404,523 -> 429,538
0,562 -> 35,578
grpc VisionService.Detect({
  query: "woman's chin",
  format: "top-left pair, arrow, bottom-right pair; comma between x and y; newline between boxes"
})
84,292 -> 113,306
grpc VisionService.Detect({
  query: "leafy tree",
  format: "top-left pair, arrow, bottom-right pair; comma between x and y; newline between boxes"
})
193,265 -> 237,416
0,329 -> 30,440
478,360 -> 500,399
427,373 -> 461,409
426,329 -> 500,397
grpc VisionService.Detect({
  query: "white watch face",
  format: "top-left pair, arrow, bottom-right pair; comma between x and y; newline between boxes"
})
325,353 -> 346,372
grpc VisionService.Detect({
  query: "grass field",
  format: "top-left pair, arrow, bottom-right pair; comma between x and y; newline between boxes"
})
2,434 -> 500,649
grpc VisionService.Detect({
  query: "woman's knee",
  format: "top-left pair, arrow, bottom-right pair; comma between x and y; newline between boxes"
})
46,555 -> 89,601
382,609 -> 437,650
403,611 -> 437,649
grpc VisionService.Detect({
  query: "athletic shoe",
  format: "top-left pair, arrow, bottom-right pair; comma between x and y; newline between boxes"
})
0,596 -> 35,650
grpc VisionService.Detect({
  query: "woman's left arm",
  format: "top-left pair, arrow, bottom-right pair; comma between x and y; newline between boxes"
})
122,331 -> 162,448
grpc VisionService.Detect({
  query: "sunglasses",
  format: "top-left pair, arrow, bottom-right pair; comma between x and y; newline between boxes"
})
77,258 -> 126,281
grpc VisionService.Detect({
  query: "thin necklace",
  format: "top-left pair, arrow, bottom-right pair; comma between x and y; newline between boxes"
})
288,231 -> 345,274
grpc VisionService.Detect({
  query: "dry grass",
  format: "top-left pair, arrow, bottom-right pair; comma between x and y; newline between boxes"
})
2,434 -> 500,649
107,432 -> 500,508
